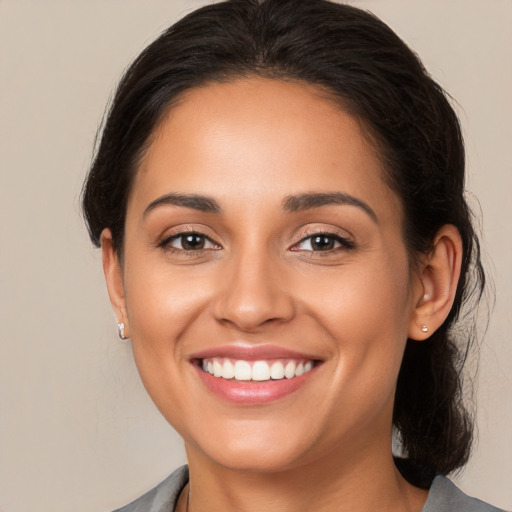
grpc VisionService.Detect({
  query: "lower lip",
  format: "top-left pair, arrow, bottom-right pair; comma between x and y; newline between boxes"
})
194,364 -> 317,405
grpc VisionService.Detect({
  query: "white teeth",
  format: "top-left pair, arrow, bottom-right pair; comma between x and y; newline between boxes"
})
222,360 -> 235,379
270,361 -> 285,379
202,358 -> 315,381
234,360 -> 252,381
252,361 -> 271,381
213,360 -> 223,377
284,361 -> 296,379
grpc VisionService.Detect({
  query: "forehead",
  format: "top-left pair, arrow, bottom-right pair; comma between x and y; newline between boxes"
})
131,77 -> 401,224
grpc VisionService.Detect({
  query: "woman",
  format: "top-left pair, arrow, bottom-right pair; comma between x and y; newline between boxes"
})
82,1 -> 504,510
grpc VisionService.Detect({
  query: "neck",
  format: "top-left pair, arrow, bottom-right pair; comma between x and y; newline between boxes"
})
182,441 -> 428,512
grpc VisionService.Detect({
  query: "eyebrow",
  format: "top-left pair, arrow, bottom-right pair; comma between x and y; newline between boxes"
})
143,191 -> 377,223
143,193 -> 222,217
282,192 -> 378,223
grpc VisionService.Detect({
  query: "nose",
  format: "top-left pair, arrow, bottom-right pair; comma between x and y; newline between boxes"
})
212,250 -> 295,332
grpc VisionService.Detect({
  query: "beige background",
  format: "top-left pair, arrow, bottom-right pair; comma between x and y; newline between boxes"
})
0,1 -> 511,511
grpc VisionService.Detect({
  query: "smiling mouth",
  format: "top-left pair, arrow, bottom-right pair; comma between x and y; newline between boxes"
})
191,348 -> 322,404
198,358 -> 317,381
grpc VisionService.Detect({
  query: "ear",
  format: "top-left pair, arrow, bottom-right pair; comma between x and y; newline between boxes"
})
408,225 -> 462,340
100,228 -> 129,338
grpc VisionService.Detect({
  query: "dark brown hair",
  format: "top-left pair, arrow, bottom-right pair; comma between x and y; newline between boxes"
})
82,0 -> 485,487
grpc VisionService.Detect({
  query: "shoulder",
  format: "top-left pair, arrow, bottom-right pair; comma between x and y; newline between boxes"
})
109,467 -> 508,512
111,465 -> 189,512
423,476 -> 507,512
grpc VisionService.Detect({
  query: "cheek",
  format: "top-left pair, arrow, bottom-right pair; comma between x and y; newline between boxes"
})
307,251 -> 413,388
121,257 -> 214,401
121,263 -> 215,433
307,256 -> 412,338
124,257 -> 213,343
300,265 -> 412,448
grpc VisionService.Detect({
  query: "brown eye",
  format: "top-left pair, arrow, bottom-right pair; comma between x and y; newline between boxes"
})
181,234 -> 206,250
293,233 -> 355,252
163,232 -> 219,251
310,235 -> 336,251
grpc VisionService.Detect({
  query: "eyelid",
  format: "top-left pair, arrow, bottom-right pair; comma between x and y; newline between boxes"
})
290,228 -> 356,251
156,226 -> 222,251
155,225 -> 355,253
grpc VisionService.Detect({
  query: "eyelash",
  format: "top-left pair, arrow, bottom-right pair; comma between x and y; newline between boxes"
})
158,230 -> 220,253
157,229 -> 355,254
291,231 -> 355,253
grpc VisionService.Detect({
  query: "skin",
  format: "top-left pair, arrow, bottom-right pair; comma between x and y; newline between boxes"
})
102,78 -> 462,512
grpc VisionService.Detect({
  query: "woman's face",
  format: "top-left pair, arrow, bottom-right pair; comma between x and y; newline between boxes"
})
109,78 -> 424,472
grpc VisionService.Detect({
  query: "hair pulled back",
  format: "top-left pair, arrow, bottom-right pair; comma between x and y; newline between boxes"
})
82,0 -> 485,487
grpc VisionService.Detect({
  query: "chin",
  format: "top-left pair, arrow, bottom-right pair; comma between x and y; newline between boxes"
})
203,444 -> 307,474
185,420 -> 320,474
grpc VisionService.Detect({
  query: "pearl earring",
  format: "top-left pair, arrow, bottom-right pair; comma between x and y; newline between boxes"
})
421,324 -> 428,333
117,322 -> 129,340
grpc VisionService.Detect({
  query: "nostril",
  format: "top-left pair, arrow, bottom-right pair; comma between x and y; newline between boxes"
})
210,259 -> 296,331
212,294 -> 295,332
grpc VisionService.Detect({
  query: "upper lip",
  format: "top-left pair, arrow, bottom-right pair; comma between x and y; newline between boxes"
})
189,343 -> 322,361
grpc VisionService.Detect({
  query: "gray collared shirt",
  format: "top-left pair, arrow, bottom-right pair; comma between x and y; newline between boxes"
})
111,465 -> 507,512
